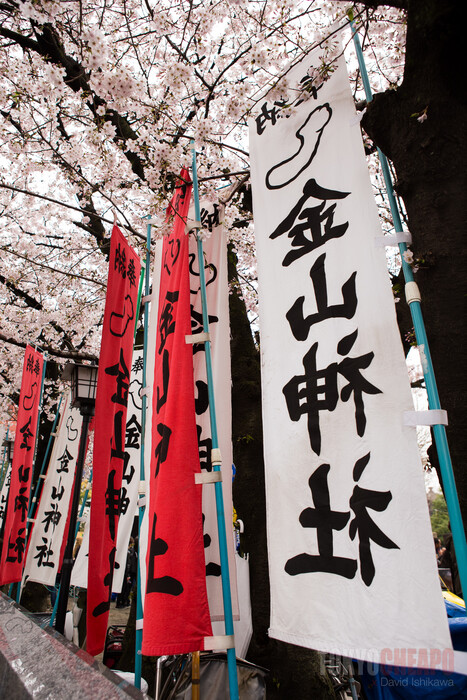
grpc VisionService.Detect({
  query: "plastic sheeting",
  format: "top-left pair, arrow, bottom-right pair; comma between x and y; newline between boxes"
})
359,602 -> 467,699
174,653 -> 267,699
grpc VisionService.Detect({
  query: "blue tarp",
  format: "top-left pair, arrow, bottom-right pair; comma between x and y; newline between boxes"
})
359,601 -> 467,699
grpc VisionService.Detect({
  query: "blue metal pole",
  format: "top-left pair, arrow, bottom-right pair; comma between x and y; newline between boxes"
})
350,18 -> 467,602
134,219 -> 152,689
191,143 -> 239,700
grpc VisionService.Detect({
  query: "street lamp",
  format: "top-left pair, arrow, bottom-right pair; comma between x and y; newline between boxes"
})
5,436 -> 14,464
0,436 -> 14,489
55,362 -> 98,635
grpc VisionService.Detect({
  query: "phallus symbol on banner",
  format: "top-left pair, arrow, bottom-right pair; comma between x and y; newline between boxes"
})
266,103 -> 332,190
128,379 -> 143,411
22,382 -> 38,410
188,252 -> 218,289
109,294 -> 134,337
66,416 -> 79,441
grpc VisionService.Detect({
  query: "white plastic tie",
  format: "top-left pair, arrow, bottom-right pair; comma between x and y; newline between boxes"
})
405,281 -> 421,305
136,619 -> 144,630
140,387 -> 151,397
142,293 -> 155,305
145,218 -> 159,225
204,635 -> 235,651
138,481 -> 146,495
195,471 -> 222,484
185,332 -> 210,344
403,410 -> 448,427
211,447 -> 222,467
349,109 -> 366,127
27,518 -> 36,524
375,231 -> 412,247
138,494 -> 147,508
39,474 -> 47,479
185,220 -> 202,234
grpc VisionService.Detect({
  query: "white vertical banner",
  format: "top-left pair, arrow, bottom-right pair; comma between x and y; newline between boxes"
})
138,237 -> 163,609
188,202 -> 239,621
0,463 -> 12,531
71,353 -> 142,592
112,348 -> 143,592
249,48 -> 452,664
23,393 -> 82,586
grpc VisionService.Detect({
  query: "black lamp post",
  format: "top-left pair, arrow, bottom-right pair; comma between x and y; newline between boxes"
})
5,437 -> 14,465
55,362 -> 98,635
0,437 -> 13,488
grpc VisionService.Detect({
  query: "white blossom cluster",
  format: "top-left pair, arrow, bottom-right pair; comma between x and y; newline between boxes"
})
0,0 -> 406,419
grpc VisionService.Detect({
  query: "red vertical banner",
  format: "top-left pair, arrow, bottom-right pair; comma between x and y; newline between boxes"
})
0,345 -> 43,585
86,226 -> 141,656
142,170 -> 212,655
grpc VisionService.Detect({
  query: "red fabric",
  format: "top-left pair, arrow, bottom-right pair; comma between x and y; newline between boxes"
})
142,170 -> 212,655
86,225 -> 141,656
0,346 -> 44,585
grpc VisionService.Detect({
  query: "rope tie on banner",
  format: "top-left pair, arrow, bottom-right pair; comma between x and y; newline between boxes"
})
204,635 -> 235,651
405,281 -> 421,305
137,480 -> 146,507
403,410 -> 448,427
185,332 -> 210,344
211,447 -> 222,468
185,220 -> 202,234
349,109 -> 366,127
195,471 -> 222,484
374,231 -> 412,247
142,292 -> 155,305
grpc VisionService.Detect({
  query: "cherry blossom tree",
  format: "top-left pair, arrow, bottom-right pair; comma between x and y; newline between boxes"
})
0,0 -> 463,695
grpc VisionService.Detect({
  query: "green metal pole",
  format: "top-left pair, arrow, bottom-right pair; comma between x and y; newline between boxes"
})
191,142 -> 239,700
350,17 -> 467,603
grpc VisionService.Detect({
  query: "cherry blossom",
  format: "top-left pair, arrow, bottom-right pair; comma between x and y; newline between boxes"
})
0,0 -> 407,417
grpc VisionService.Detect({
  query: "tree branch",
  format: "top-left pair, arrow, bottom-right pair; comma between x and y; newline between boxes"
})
0,332 -> 97,361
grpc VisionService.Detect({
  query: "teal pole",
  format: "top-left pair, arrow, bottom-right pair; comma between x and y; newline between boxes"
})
191,143 -> 239,700
134,218 -> 152,689
350,18 -> 467,602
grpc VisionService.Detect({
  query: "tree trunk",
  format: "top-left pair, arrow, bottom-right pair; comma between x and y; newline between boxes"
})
361,0 -> 467,529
